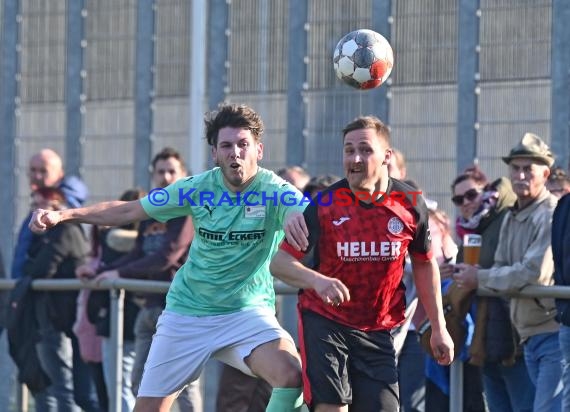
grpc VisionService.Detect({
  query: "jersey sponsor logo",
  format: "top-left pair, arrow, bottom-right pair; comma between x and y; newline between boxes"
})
332,216 -> 351,226
387,217 -> 404,235
244,205 -> 266,218
336,241 -> 402,262
198,227 -> 265,242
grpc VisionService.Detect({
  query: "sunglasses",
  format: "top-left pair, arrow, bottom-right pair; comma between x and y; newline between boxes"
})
452,188 -> 481,206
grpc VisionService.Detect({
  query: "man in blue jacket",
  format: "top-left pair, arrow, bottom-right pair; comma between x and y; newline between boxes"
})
12,148 -> 89,280
10,148 -> 97,412
553,191 -> 570,411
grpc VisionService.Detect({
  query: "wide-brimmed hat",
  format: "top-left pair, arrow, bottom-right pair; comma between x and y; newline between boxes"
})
502,133 -> 555,167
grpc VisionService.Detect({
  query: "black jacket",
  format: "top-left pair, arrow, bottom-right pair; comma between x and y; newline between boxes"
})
6,276 -> 51,393
553,193 -> 570,325
24,222 -> 89,334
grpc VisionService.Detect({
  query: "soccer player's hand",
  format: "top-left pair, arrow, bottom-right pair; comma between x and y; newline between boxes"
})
313,275 -> 350,306
29,209 -> 62,233
284,211 -> 309,251
431,326 -> 454,366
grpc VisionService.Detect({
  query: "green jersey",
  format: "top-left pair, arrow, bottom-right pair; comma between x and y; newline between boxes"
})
140,167 -> 306,316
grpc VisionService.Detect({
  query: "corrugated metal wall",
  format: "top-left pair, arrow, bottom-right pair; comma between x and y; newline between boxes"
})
305,0 -> 380,176
153,0 -> 194,169
82,0 -> 137,203
15,0 -> 67,226
225,0 -> 289,171
477,0 -> 552,185
389,0 -> 458,215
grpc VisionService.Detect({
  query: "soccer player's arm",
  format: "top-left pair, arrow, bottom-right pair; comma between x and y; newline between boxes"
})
271,201 -> 318,289
409,201 -> 453,364
270,202 -> 350,303
277,182 -> 310,251
30,200 -> 148,233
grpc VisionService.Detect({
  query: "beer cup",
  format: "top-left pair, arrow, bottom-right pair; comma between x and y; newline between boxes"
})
463,234 -> 482,265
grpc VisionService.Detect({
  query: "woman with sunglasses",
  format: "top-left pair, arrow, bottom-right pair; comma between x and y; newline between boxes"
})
451,165 -> 535,412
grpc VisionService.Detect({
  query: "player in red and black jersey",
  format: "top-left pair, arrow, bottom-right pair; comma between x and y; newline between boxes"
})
270,116 -> 453,411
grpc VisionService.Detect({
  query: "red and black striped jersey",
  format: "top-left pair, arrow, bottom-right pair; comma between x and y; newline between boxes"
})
281,178 -> 432,331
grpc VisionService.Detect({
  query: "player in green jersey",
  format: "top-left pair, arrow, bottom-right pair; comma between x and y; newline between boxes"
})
30,104 -> 310,412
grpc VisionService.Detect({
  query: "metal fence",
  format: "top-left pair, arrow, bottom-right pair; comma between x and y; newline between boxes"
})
0,278 -> 568,412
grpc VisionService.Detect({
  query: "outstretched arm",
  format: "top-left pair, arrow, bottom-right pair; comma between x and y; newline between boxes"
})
270,249 -> 350,306
411,255 -> 454,365
29,200 -> 148,233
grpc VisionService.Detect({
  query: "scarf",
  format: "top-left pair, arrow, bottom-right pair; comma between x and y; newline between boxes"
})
455,189 -> 499,239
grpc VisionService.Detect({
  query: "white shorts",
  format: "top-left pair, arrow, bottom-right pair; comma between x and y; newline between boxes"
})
137,307 -> 295,397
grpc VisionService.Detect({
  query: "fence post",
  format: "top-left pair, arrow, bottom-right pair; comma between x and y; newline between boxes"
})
109,288 -> 125,412
449,359 -> 464,411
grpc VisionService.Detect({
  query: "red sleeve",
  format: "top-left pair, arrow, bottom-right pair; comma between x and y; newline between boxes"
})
408,195 -> 433,261
278,199 -> 320,262
279,240 -> 306,260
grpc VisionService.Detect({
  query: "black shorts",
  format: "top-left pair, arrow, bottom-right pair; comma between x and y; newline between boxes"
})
299,309 -> 399,411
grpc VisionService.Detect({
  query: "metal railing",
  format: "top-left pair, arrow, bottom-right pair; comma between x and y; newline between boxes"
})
0,278 -> 567,412
0,278 -> 298,412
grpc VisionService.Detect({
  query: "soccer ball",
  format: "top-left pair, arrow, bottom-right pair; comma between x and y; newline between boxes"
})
333,29 -> 394,90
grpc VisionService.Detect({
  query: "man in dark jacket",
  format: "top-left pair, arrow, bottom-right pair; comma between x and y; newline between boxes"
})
25,188 -> 94,411
553,192 -> 570,411
9,149 -> 97,412
12,149 -> 89,280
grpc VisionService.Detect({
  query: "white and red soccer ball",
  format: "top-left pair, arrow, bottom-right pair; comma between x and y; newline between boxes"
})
333,29 -> 394,90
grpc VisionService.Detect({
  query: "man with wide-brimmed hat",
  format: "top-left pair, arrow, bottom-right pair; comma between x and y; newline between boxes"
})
455,132 -> 562,411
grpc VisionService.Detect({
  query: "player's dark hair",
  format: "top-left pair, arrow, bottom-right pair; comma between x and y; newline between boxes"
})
451,164 -> 488,191
205,104 -> 264,146
342,116 -> 391,145
151,147 -> 187,173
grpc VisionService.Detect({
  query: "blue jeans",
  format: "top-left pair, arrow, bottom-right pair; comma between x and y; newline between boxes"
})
34,295 -> 99,412
102,338 -> 136,412
558,325 -> 570,412
0,332 -> 17,410
524,332 -> 563,412
71,337 -> 100,412
482,357 -> 534,412
35,296 -> 77,412
398,331 -> 425,412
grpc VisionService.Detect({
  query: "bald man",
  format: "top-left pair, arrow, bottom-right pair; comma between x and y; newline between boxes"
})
28,149 -> 64,190
27,149 -> 88,207
10,149 -> 95,410
12,149 -> 89,280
